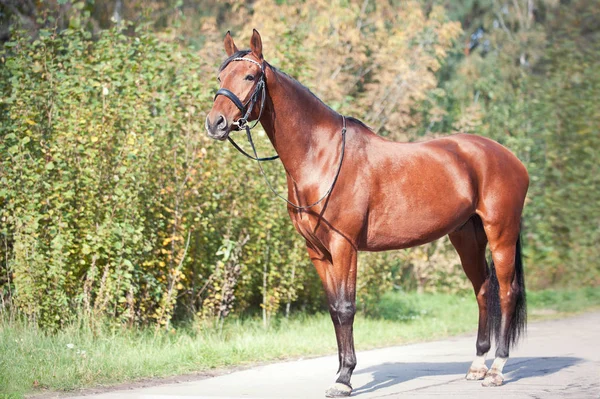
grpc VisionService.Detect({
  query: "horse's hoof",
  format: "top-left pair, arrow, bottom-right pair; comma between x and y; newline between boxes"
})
465,365 -> 488,380
481,371 -> 504,387
325,382 -> 352,397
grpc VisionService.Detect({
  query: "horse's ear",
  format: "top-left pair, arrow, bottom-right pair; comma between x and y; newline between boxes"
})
224,31 -> 238,57
250,29 -> 263,60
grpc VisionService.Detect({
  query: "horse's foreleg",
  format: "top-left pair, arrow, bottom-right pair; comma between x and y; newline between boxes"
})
306,240 -> 357,398
327,295 -> 357,397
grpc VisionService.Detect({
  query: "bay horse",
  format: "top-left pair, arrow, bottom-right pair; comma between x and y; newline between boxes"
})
206,30 -> 528,397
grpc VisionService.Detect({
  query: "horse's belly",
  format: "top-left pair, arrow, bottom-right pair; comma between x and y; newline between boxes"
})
359,190 -> 475,251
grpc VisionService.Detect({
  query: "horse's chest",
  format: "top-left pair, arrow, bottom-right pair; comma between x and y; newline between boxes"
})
290,210 -> 314,236
289,210 -> 325,245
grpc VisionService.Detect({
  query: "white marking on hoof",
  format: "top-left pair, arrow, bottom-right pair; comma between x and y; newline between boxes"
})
325,382 -> 352,397
482,371 -> 504,387
466,354 -> 487,380
490,356 -> 508,372
482,356 -> 508,386
466,364 -> 488,380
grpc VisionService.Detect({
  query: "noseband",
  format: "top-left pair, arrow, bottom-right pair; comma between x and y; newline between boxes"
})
213,57 -> 279,161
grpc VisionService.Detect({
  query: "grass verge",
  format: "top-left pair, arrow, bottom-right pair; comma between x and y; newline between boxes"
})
1,287 -> 599,397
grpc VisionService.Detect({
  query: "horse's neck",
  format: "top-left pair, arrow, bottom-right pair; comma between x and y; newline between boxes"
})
260,67 -> 341,184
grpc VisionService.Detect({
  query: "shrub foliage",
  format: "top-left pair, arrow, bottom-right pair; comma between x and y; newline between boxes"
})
1,0 -> 598,329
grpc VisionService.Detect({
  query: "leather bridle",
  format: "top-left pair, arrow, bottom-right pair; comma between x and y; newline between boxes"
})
213,57 -> 279,161
212,56 -> 346,210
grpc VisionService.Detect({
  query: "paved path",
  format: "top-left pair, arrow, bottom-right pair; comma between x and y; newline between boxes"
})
72,312 -> 600,399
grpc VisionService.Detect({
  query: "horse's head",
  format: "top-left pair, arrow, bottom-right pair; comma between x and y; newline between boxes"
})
206,29 -> 265,141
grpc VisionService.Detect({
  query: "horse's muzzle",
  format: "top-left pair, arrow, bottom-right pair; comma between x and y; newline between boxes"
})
205,114 -> 230,141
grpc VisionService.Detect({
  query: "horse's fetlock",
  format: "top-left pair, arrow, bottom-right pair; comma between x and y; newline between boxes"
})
345,356 -> 357,370
476,339 -> 491,355
496,347 -> 509,359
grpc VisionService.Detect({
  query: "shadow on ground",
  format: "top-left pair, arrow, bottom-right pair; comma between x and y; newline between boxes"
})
352,356 -> 583,396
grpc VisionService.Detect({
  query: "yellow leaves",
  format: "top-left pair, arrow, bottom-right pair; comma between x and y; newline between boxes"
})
433,46 -> 448,61
25,119 -> 37,126
436,21 -> 463,48
236,0 -> 460,137
452,103 -> 484,134
163,234 -> 184,247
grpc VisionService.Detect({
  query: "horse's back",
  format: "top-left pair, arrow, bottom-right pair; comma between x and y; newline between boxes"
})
352,131 -> 528,250
388,132 -> 529,202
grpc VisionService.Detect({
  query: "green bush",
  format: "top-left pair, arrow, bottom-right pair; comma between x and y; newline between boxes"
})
2,0 -> 597,331
0,27 -> 203,328
0,2 -> 465,330
0,26 -> 320,329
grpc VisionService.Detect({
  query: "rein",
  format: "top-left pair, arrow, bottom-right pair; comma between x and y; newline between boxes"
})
213,56 -> 346,210
250,115 -> 346,210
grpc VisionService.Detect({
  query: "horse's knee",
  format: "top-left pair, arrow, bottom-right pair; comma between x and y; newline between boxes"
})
329,300 -> 356,325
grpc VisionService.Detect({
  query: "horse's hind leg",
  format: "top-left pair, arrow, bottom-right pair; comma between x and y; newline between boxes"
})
449,215 -> 491,381
479,217 -> 527,387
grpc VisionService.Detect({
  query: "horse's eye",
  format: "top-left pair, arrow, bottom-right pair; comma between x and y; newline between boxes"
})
245,74 -> 255,81
217,77 -> 221,83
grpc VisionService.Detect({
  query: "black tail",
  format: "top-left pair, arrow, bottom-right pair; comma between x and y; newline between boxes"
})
487,235 -> 527,349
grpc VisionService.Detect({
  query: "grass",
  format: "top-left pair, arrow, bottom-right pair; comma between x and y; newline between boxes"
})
1,287 -> 599,397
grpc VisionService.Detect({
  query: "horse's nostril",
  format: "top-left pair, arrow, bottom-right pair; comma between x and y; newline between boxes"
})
216,115 -> 226,129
